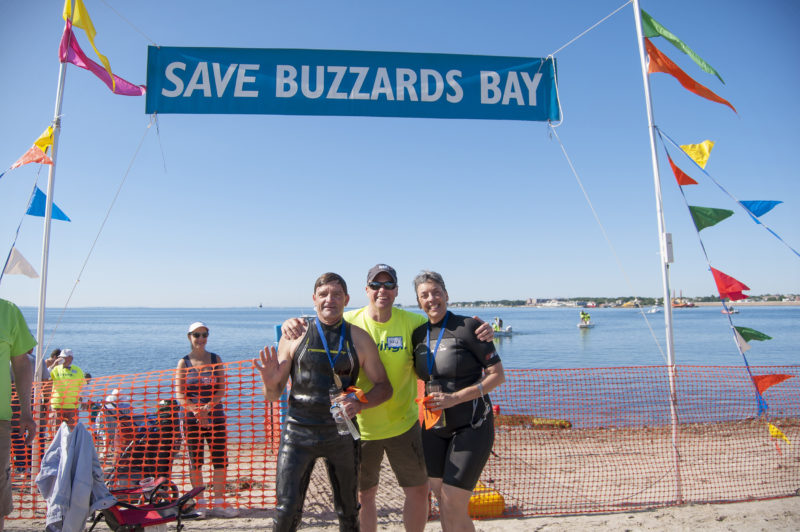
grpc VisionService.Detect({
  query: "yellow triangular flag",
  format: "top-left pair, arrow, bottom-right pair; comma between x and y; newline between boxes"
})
768,423 -> 791,445
34,126 -> 54,155
3,247 -> 39,278
63,0 -> 115,90
680,140 -> 714,169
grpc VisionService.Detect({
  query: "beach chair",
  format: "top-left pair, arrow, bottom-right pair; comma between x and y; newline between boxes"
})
87,482 -> 204,532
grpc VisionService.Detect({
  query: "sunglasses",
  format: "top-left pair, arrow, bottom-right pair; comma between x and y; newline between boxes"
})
368,280 -> 397,290
191,332 -> 209,338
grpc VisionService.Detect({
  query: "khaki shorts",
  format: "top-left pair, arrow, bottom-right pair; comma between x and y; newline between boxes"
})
359,422 -> 427,491
1,420 -> 12,517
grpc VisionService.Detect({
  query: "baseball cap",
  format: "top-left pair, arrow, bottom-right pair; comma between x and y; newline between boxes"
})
57,348 -> 73,360
367,264 -> 397,284
188,321 -> 209,333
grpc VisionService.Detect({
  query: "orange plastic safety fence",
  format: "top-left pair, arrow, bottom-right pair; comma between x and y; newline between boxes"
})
8,364 -> 799,523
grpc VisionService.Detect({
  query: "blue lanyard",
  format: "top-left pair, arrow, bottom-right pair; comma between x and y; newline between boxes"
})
315,318 -> 347,387
426,311 -> 450,376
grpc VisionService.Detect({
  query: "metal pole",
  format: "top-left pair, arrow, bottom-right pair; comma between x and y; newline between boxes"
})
31,58 -> 69,491
631,0 -> 683,503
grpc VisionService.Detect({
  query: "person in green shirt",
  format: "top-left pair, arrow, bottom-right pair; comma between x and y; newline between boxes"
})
282,264 -> 493,532
1,298 -> 37,530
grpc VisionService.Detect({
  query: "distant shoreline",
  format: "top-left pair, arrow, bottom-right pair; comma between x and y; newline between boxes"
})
690,300 -> 799,307
17,301 -> 799,311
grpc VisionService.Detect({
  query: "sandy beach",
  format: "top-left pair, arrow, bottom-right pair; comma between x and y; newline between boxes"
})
5,497 -> 799,531
178,497 -> 800,531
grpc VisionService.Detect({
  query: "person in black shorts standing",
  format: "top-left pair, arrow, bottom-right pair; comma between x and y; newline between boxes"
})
174,322 -> 237,518
411,271 -> 505,532
254,272 -> 392,531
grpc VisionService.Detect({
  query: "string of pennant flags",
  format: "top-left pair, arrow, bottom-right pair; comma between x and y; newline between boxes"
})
0,0 -> 144,283
642,8 -> 795,451
0,1 -> 796,451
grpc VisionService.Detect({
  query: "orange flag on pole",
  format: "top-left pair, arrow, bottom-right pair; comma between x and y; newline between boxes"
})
752,374 -> 793,395
667,154 -> 697,185
10,145 -> 54,170
645,38 -> 736,113
710,267 -> 749,301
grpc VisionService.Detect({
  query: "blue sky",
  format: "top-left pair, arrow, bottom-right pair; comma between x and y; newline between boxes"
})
1,0 -> 798,309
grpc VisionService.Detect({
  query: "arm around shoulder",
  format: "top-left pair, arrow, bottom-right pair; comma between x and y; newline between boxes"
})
351,325 -> 392,409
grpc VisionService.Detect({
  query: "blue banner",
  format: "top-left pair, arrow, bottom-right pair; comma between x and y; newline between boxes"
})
145,47 -> 559,122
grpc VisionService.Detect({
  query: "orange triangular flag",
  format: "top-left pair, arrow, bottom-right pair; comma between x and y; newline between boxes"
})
752,374 -> 793,395
667,154 -> 697,185
416,379 -> 426,426
414,390 -> 443,429
10,145 -> 54,170
646,38 -> 736,113
710,267 -> 749,301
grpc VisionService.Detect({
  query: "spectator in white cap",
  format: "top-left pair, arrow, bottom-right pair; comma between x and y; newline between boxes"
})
174,322 -> 237,518
48,348 -> 85,430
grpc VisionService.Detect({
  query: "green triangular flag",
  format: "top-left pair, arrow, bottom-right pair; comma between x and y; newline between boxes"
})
689,206 -> 734,231
641,9 -> 725,84
734,326 -> 773,342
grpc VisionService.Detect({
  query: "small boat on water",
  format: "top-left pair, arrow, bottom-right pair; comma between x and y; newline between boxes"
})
721,306 -> 739,314
491,317 -> 512,336
493,326 -> 513,337
646,306 -> 661,314
577,322 -> 595,329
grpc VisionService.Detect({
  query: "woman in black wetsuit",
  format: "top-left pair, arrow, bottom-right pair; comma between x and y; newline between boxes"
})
411,271 -> 505,532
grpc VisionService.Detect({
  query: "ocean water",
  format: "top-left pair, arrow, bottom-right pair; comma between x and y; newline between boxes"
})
19,304 -> 798,377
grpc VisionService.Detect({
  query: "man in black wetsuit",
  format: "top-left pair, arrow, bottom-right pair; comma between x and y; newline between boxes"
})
254,272 -> 392,532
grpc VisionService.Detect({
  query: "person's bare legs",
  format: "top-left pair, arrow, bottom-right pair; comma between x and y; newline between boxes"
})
359,485 -> 379,532
361,482 -> 429,532
438,483 -> 475,532
212,468 -> 227,503
402,482 -> 430,532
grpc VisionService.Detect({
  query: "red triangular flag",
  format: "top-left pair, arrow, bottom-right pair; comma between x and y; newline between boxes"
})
752,374 -> 793,395
667,154 -> 697,185
710,267 -> 749,301
10,145 -> 54,170
646,38 -> 736,113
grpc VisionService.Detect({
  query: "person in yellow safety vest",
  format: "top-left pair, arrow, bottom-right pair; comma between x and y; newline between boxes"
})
580,311 -> 591,324
49,348 -> 85,429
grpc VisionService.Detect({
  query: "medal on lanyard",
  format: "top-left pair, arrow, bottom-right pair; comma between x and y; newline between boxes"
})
426,311 -> 450,377
316,318 -> 347,390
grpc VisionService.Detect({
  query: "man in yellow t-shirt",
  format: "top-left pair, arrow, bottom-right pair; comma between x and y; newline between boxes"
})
283,264 -> 494,532
49,348 -> 85,429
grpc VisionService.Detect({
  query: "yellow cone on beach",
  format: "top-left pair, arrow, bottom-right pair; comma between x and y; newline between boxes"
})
468,481 -> 505,518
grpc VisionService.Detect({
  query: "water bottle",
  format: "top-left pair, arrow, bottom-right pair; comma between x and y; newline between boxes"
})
329,386 -> 360,440
425,380 -> 447,428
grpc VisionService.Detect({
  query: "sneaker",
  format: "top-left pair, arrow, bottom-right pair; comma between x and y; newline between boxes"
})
190,498 -> 207,520
211,503 -> 239,518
